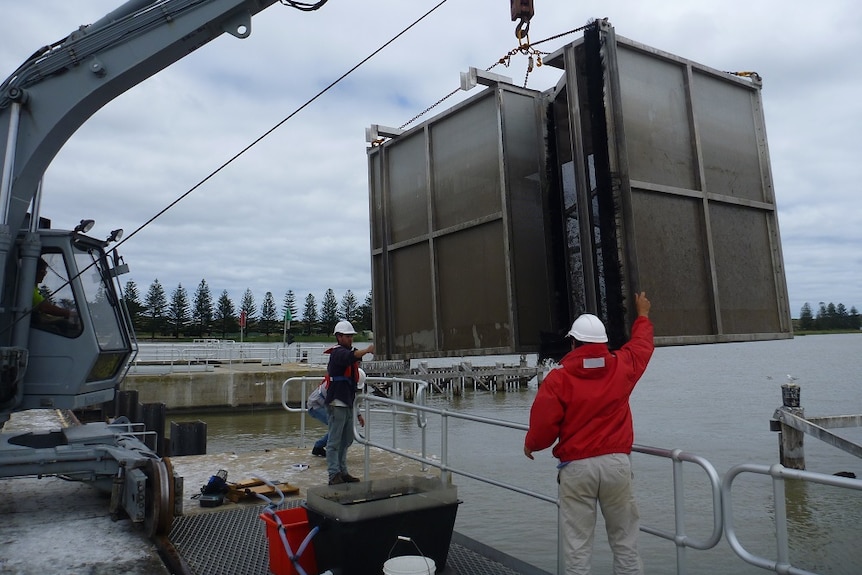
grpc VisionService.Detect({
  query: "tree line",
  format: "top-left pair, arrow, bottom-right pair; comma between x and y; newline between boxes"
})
797,302 -> 861,331
121,279 -> 372,340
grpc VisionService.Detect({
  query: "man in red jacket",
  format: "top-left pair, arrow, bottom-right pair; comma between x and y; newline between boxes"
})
524,292 -> 653,575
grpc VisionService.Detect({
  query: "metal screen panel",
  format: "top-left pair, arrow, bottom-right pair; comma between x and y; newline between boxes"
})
368,85 -> 563,359
437,222 -> 510,352
431,95 -> 502,231
710,203 -> 785,334
542,19 -> 791,349
502,90 -> 554,347
616,47 -> 696,189
371,253 -> 388,354
369,153 -> 384,251
387,132 -> 429,244
692,70 -> 767,203
611,32 -> 791,343
370,19 -> 791,359
390,242 -> 435,354
630,189 -> 713,336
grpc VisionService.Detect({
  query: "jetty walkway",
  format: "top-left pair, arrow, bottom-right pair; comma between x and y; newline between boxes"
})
120,356 -> 543,414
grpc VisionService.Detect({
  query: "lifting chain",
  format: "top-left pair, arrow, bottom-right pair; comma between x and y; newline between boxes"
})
397,87 -> 461,132
385,19 -> 588,138
491,24 -> 588,88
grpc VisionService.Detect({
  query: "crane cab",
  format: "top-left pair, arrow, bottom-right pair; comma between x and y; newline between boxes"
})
3,229 -> 135,416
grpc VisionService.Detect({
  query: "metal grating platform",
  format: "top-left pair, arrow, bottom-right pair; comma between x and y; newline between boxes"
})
169,500 -> 541,575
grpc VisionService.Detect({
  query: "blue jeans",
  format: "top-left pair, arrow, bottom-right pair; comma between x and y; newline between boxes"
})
308,405 -> 329,449
326,405 -> 354,479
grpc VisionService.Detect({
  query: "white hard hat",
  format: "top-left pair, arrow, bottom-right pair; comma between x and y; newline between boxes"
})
333,320 -> 357,335
357,368 -> 367,390
566,314 -> 608,343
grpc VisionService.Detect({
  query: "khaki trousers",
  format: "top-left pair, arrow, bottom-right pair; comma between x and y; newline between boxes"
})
558,453 -> 643,575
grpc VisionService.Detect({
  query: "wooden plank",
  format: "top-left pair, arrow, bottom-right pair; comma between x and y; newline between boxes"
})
231,478 -> 265,489
225,480 -> 300,503
807,414 -> 862,429
773,409 -> 862,459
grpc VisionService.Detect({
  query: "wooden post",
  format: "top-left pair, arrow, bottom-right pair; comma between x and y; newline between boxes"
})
778,383 -> 805,470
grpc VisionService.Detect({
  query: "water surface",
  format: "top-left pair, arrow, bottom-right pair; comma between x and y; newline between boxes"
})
194,334 -> 862,574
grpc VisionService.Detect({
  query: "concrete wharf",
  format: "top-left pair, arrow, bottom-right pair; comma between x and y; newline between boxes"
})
121,358 -> 544,413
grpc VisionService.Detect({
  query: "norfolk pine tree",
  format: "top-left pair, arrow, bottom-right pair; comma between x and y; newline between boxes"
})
260,292 -> 278,336
214,290 -> 235,339
302,293 -> 318,335
282,290 -> 298,325
320,289 -> 338,334
240,289 -> 257,332
192,279 -> 214,337
169,283 -> 191,338
339,289 -> 359,324
122,279 -> 144,332
144,279 -> 168,339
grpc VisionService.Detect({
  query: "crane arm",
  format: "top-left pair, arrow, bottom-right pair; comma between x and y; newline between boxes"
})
0,0 -> 281,237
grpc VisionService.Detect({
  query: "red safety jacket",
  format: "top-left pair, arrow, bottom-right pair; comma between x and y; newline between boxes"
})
525,316 -> 654,462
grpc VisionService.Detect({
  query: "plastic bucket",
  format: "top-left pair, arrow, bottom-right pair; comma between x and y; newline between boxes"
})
259,507 -> 317,575
382,555 -> 436,575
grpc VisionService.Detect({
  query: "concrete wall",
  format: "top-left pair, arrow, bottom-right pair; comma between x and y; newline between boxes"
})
121,365 -> 326,411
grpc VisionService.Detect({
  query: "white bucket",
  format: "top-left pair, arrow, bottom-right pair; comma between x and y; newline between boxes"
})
382,555 -> 436,575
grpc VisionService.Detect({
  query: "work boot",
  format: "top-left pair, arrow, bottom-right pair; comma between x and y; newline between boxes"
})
328,473 -> 344,485
312,446 -> 326,457
341,473 -> 360,483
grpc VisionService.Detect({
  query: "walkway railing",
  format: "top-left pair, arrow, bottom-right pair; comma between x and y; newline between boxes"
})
723,463 -> 862,575
634,444 -> 724,569
279,375 -> 862,575
128,342 -> 331,373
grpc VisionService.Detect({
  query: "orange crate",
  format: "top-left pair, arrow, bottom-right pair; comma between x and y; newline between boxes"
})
259,507 -> 318,575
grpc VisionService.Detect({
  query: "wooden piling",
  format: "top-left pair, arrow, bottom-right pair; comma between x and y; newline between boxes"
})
776,382 -> 805,470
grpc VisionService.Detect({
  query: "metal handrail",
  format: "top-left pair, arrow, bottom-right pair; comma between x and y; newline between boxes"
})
351,380 -> 786,575
722,463 -> 862,575
633,444 -> 724,572
280,375 -> 318,448
354,386 -> 565,574
133,341 -> 334,369
277,374 -> 862,575
279,375 -> 429,449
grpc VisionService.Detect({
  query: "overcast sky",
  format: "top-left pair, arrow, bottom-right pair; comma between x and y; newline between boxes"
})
2,0 -> 860,320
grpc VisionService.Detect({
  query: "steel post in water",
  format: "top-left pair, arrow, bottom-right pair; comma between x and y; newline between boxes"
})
170,420 -> 207,456
141,402 -> 166,456
114,389 -> 140,421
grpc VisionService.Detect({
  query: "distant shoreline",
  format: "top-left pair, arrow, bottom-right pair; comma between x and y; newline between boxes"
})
792,329 -> 862,335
